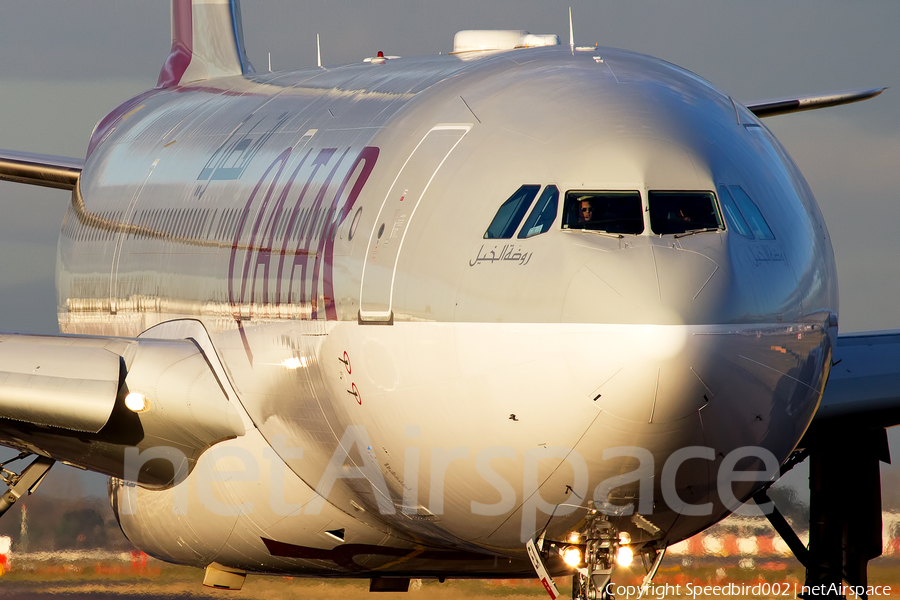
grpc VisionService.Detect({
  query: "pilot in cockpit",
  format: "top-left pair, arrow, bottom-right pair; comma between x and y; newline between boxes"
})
578,197 -> 595,225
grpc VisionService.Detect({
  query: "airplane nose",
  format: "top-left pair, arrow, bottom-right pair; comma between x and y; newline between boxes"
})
561,238 -> 730,327
582,323 -> 707,425
560,239 -> 732,427
552,234 -> 829,534
562,234 -> 825,434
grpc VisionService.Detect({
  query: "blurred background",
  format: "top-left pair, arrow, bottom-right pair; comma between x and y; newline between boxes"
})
0,1 -> 898,596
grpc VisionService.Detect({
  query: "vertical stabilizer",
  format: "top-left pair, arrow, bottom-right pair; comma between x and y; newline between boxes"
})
157,0 -> 254,88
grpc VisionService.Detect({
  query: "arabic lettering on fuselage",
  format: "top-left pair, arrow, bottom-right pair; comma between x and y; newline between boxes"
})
468,244 -> 533,267
227,145 -> 380,321
749,244 -> 786,266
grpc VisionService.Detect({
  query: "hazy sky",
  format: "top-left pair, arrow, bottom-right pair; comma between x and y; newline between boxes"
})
0,0 -> 898,335
0,0 -> 897,513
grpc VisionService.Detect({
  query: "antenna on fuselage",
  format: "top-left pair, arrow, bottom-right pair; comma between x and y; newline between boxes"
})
317,34 -> 322,68
268,52 -> 272,72
568,7 -> 574,52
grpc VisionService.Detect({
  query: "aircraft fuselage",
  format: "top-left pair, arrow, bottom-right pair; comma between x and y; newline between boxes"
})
58,46 -> 836,576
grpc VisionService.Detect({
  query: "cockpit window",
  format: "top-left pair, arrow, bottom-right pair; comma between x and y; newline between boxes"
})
484,185 -> 540,239
648,191 -> 723,235
717,185 -> 754,238
518,185 -> 559,238
727,185 -> 775,240
562,191 -> 644,234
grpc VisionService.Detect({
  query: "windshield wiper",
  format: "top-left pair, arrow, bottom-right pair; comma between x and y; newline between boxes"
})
585,230 -> 625,239
564,229 -> 625,239
674,227 -> 718,239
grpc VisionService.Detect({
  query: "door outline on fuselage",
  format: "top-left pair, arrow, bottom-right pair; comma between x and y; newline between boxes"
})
358,124 -> 471,323
109,158 -> 159,315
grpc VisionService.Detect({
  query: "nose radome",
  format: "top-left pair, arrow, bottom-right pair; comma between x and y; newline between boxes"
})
562,244 -> 724,326
652,246 -> 720,307
587,326 -> 713,424
563,241 -> 731,424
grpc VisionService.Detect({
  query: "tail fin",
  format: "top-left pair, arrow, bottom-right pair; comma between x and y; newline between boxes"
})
157,0 -> 254,88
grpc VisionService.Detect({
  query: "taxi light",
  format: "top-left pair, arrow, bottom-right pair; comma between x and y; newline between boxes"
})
562,546 -> 582,567
124,392 -> 149,413
616,545 -> 634,567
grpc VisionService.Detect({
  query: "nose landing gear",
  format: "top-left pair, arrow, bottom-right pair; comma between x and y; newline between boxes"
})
570,513 -> 620,600
527,507 -> 666,600
527,509 -> 628,600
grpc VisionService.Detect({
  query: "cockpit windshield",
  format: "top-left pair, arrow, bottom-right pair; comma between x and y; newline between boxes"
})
562,191 -> 644,235
648,191 -> 723,235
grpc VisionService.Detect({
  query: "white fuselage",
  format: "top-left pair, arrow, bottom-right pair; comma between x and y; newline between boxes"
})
59,46 -> 835,576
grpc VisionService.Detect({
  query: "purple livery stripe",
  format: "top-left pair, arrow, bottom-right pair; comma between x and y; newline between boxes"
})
156,0 -> 194,89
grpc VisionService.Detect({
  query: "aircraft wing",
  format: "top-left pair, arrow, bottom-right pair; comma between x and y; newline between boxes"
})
0,149 -> 82,190
745,87 -> 886,118
812,330 -> 900,430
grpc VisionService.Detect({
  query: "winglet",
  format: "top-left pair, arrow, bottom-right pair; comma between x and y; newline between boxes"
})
157,0 -> 255,89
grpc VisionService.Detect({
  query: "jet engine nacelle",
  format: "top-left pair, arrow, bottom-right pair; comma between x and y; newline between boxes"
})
0,332 -> 245,487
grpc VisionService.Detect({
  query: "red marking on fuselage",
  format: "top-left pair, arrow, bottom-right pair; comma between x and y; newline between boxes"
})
275,148 -> 336,305
293,147 -> 349,314
320,147 -> 379,320
249,148 -> 314,311
241,147 -> 293,311
228,145 -> 380,322
228,147 -> 292,317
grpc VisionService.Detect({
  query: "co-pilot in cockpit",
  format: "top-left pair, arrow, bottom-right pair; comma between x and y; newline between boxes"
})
484,187 -> 729,240
562,190 -> 725,236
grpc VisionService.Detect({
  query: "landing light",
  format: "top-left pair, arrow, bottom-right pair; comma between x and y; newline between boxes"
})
562,546 -> 581,567
616,545 -> 634,567
124,392 -> 149,413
